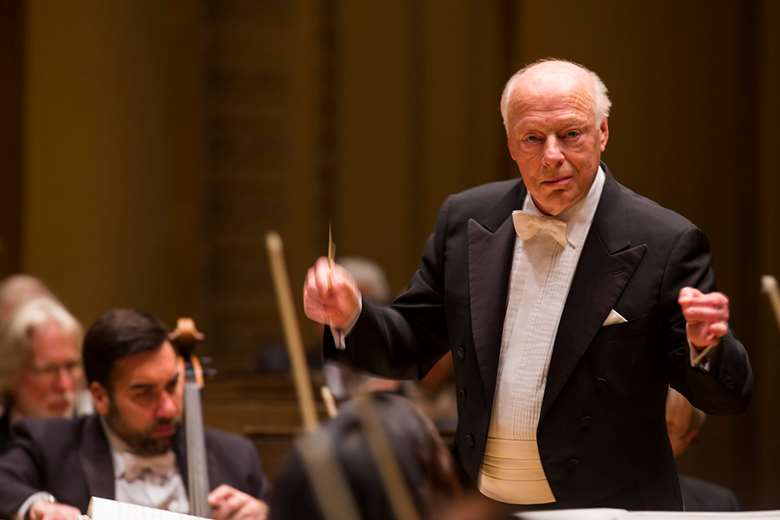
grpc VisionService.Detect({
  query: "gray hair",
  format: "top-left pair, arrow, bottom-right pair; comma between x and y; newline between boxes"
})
667,387 -> 707,435
339,257 -> 391,304
0,274 -> 55,322
0,297 -> 83,395
499,58 -> 612,131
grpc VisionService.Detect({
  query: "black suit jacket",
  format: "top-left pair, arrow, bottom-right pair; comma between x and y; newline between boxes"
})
680,474 -> 740,511
325,165 -> 752,510
0,414 -> 270,516
0,412 -> 10,456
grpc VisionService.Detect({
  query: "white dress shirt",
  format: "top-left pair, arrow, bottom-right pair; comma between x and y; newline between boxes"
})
479,167 -> 605,504
104,422 -> 190,514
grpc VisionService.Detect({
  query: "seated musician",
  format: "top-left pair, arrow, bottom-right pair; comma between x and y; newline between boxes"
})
269,392 -> 460,519
0,308 -> 270,520
0,297 -> 88,454
666,388 -> 741,511
0,274 -> 56,321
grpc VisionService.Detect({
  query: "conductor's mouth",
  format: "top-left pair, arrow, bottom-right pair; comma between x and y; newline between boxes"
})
542,176 -> 573,187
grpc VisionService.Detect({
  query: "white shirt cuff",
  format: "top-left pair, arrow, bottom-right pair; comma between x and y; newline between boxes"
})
687,324 -> 713,370
330,297 -> 362,349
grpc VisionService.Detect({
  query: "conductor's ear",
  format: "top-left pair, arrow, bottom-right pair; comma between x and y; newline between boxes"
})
599,118 -> 609,151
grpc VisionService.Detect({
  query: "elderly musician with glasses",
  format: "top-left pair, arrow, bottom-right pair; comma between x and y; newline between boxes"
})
0,297 -> 86,453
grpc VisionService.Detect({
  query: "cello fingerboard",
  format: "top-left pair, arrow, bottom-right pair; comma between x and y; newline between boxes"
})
185,382 -> 211,517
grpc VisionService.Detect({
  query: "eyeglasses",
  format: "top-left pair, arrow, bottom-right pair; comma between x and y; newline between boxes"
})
27,360 -> 83,380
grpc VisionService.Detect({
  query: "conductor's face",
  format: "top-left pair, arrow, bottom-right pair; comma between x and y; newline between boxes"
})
506,63 -> 609,216
92,341 -> 183,455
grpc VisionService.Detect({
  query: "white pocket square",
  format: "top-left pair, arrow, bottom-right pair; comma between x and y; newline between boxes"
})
603,309 -> 628,326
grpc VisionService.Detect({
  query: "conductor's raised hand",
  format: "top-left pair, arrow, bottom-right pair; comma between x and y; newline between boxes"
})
678,287 -> 730,349
303,257 -> 361,329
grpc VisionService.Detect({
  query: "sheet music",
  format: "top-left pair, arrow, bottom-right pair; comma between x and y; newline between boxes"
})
87,497 -> 209,520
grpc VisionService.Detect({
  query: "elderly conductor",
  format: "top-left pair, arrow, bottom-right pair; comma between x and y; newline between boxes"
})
303,59 -> 751,510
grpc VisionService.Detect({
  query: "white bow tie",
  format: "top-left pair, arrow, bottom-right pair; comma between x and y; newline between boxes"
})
512,210 -> 568,248
118,450 -> 176,482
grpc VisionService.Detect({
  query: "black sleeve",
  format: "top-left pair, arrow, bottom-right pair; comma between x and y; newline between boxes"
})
244,437 -> 271,501
324,197 -> 453,380
0,421 -> 48,518
661,227 -> 752,414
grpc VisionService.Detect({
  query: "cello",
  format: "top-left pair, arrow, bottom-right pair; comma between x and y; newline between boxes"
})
169,317 -> 211,517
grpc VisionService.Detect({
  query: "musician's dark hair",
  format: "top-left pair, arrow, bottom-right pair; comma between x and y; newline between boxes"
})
269,392 -> 460,520
82,308 -> 169,390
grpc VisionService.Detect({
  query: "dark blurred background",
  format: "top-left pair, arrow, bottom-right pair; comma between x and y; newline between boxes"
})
0,0 -> 777,509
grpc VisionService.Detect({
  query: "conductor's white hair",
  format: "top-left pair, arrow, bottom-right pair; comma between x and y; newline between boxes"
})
499,58 -> 612,131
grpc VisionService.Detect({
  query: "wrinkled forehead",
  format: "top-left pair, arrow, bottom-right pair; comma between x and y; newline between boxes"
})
506,92 -> 597,135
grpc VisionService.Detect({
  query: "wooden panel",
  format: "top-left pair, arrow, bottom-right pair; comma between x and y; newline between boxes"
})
202,373 -> 321,480
335,0 -> 415,292
23,0 -> 203,326
416,0 -> 508,259
753,0 -> 780,508
202,0 -> 322,369
0,0 -> 22,276
334,0 -> 510,290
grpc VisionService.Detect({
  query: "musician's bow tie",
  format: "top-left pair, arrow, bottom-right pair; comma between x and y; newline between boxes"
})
119,450 -> 176,481
512,211 -> 568,248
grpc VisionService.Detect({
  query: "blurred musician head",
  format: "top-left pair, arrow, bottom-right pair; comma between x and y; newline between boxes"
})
84,308 -> 182,455
270,392 -> 460,519
666,387 -> 706,458
0,297 -> 84,421
0,274 -> 56,322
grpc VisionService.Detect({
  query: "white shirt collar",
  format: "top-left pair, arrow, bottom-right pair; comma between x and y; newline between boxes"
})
100,418 -> 176,479
521,165 -> 605,249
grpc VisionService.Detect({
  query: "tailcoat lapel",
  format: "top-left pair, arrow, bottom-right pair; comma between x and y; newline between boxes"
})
467,180 -> 525,402
540,170 -> 647,420
79,416 -> 115,500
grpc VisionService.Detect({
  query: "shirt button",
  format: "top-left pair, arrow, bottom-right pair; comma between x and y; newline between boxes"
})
596,377 -> 608,391
466,434 -> 476,448
580,415 -> 592,429
566,458 -> 580,471
457,388 -> 467,402
456,346 -> 465,360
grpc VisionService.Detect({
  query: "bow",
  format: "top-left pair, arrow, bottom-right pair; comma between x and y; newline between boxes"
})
512,211 -> 568,248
